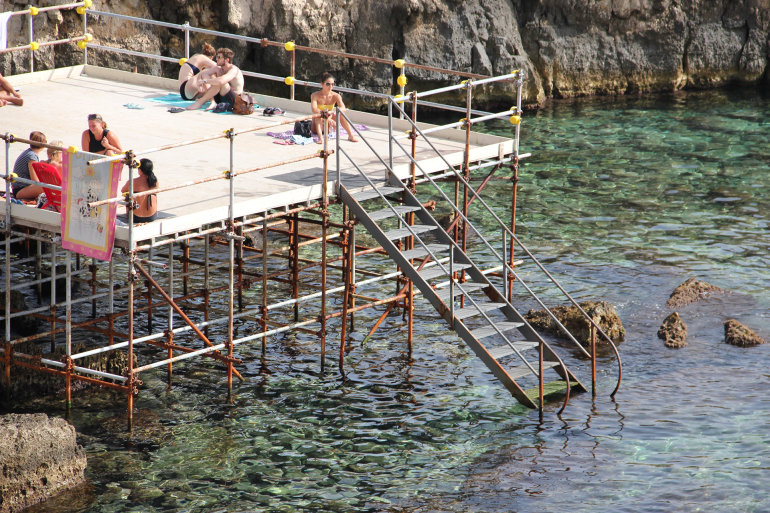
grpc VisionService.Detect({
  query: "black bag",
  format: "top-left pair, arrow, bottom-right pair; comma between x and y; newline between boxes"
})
294,120 -> 312,138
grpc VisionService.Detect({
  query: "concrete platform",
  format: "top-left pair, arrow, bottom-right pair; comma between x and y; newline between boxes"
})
0,65 -> 513,247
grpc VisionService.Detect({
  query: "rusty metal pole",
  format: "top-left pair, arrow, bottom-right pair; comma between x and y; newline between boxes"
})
237,220 -> 244,312
204,234 -> 210,337
350,219 -> 356,329
90,257 -> 97,318
146,247 -> 153,332
227,128 -> 235,400
339,226 -> 351,373
407,92 -> 417,356
261,214 -> 268,356
50,244 -> 57,352
4,134 -> 12,396
591,324 -> 597,396
65,250 -> 72,412
127,153 -> 136,430
182,242 -> 189,297
107,254 -> 113,346
320,112 -> 329,370
292,212 -> 299,321
461,81 -> 472,309
510,73 -> 523,303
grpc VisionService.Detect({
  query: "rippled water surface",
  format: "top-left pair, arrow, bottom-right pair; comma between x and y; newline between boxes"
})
10,88 -> 770,512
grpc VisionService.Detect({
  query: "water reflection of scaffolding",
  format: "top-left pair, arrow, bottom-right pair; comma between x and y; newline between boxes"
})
1,3 -> 621,428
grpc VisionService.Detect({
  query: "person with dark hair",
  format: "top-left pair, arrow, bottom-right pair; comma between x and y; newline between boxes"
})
121,158 -> 159,223
177,43 -> 217,101
81,114 -> 122,156
310,72 -> 358,143
186,47 -> 244,111
12,131 -> 47,200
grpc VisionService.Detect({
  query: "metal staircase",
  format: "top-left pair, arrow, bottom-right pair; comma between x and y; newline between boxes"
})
340,181 -> 585,411
328,93 -> 622,413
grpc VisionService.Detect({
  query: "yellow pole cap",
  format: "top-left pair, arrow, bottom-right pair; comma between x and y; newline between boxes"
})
29,7 -> 38,15
84,33 -> 93,42
284,41 -> 295,52
29,42 -> 39,51
509,115 -> 521,125
83,0 -> 93,7
77,41 -> 86,49
10,173 -> 18,182
179,57 -> 188,66
284,76 -> 295,86
394,59 -> 405,69
396,75 -> 407,87
67,146 -> 79,154
461,80 -> 468,85
76,6 -> 85,14
511,69 -> 519,75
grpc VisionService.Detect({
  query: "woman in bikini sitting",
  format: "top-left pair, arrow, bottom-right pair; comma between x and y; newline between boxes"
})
81,114 -> 122,156
310,72 -> 358,144
177,43 -> 217,102
121,158 -> 159,224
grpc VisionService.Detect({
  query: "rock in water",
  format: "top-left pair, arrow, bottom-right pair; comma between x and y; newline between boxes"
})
724,319 -> 766,347
525,300 -> 624,345
658,312 -> 687,348
0,413 -> 87,513
666,278 -> 725,308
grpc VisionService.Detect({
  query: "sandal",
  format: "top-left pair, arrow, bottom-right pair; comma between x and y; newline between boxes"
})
123,103 -> 145,109
168,107 -> 186,113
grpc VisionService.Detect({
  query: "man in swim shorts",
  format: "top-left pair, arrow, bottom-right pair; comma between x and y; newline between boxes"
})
185,47 -> 244,111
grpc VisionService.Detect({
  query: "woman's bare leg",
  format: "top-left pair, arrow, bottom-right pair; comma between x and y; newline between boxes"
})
336,112 -> 358,142
15,185 -> 45,200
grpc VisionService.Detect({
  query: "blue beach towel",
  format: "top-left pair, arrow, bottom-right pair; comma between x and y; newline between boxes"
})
145,93 -> 233,115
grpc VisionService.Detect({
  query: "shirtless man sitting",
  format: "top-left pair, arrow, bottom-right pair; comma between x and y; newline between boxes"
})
185,47 -> 244,111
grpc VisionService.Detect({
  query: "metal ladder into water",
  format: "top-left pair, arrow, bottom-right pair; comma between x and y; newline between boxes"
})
331,99 -> 621,413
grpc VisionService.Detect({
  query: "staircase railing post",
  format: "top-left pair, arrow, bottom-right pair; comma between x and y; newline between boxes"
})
591,324 -> 597,396
387,99 -> 393,179
502,230 -> 508,299
449,247 -> 454,329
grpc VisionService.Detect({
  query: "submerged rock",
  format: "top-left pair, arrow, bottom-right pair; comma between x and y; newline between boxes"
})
0,413 -> 87,513
658,312 -> 687,348
666,278 -> 726,308
724,319 -> 766,347
525,300 -> 624,345
3,290 -> 40,337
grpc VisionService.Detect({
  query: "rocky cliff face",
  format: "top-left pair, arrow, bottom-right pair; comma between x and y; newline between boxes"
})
2,0 -> 768,107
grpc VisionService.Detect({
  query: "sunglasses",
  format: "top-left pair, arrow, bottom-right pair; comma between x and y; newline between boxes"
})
87,114 -> 102,121
324,82 -> 334,86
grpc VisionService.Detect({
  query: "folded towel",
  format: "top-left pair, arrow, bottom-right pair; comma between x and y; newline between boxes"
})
289,135 -> 314,145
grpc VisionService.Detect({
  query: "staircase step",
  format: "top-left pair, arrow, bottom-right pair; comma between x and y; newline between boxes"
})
471,321 -> 524,340
351,187 -> 401,202
453,302 -> 505,320
401,244 -> 449,260
383,224 -> 437,240
487,341 -> 539,359
525,381 -> 579,402
368,206 -> 422,221
508,360 -> 559,380
418,263 -> 472,281
435,282 -> 487,301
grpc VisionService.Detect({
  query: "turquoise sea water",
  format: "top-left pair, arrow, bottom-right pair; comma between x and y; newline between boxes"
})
8,87 -> 770,512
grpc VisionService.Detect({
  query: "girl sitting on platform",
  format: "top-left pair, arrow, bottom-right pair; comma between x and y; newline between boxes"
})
121,158 -> 159,224
12,131 -> 46,200
178,43 -> 217,101
310,72 -> 358,144
81,114 -> 122,156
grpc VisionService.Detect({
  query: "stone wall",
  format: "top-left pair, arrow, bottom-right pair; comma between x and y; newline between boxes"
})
2,0 -> 768,107
0,413 -> 87,513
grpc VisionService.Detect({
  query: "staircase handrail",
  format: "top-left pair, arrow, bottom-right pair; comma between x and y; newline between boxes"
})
388,99 -> 623,397
338,146 -> 539,378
